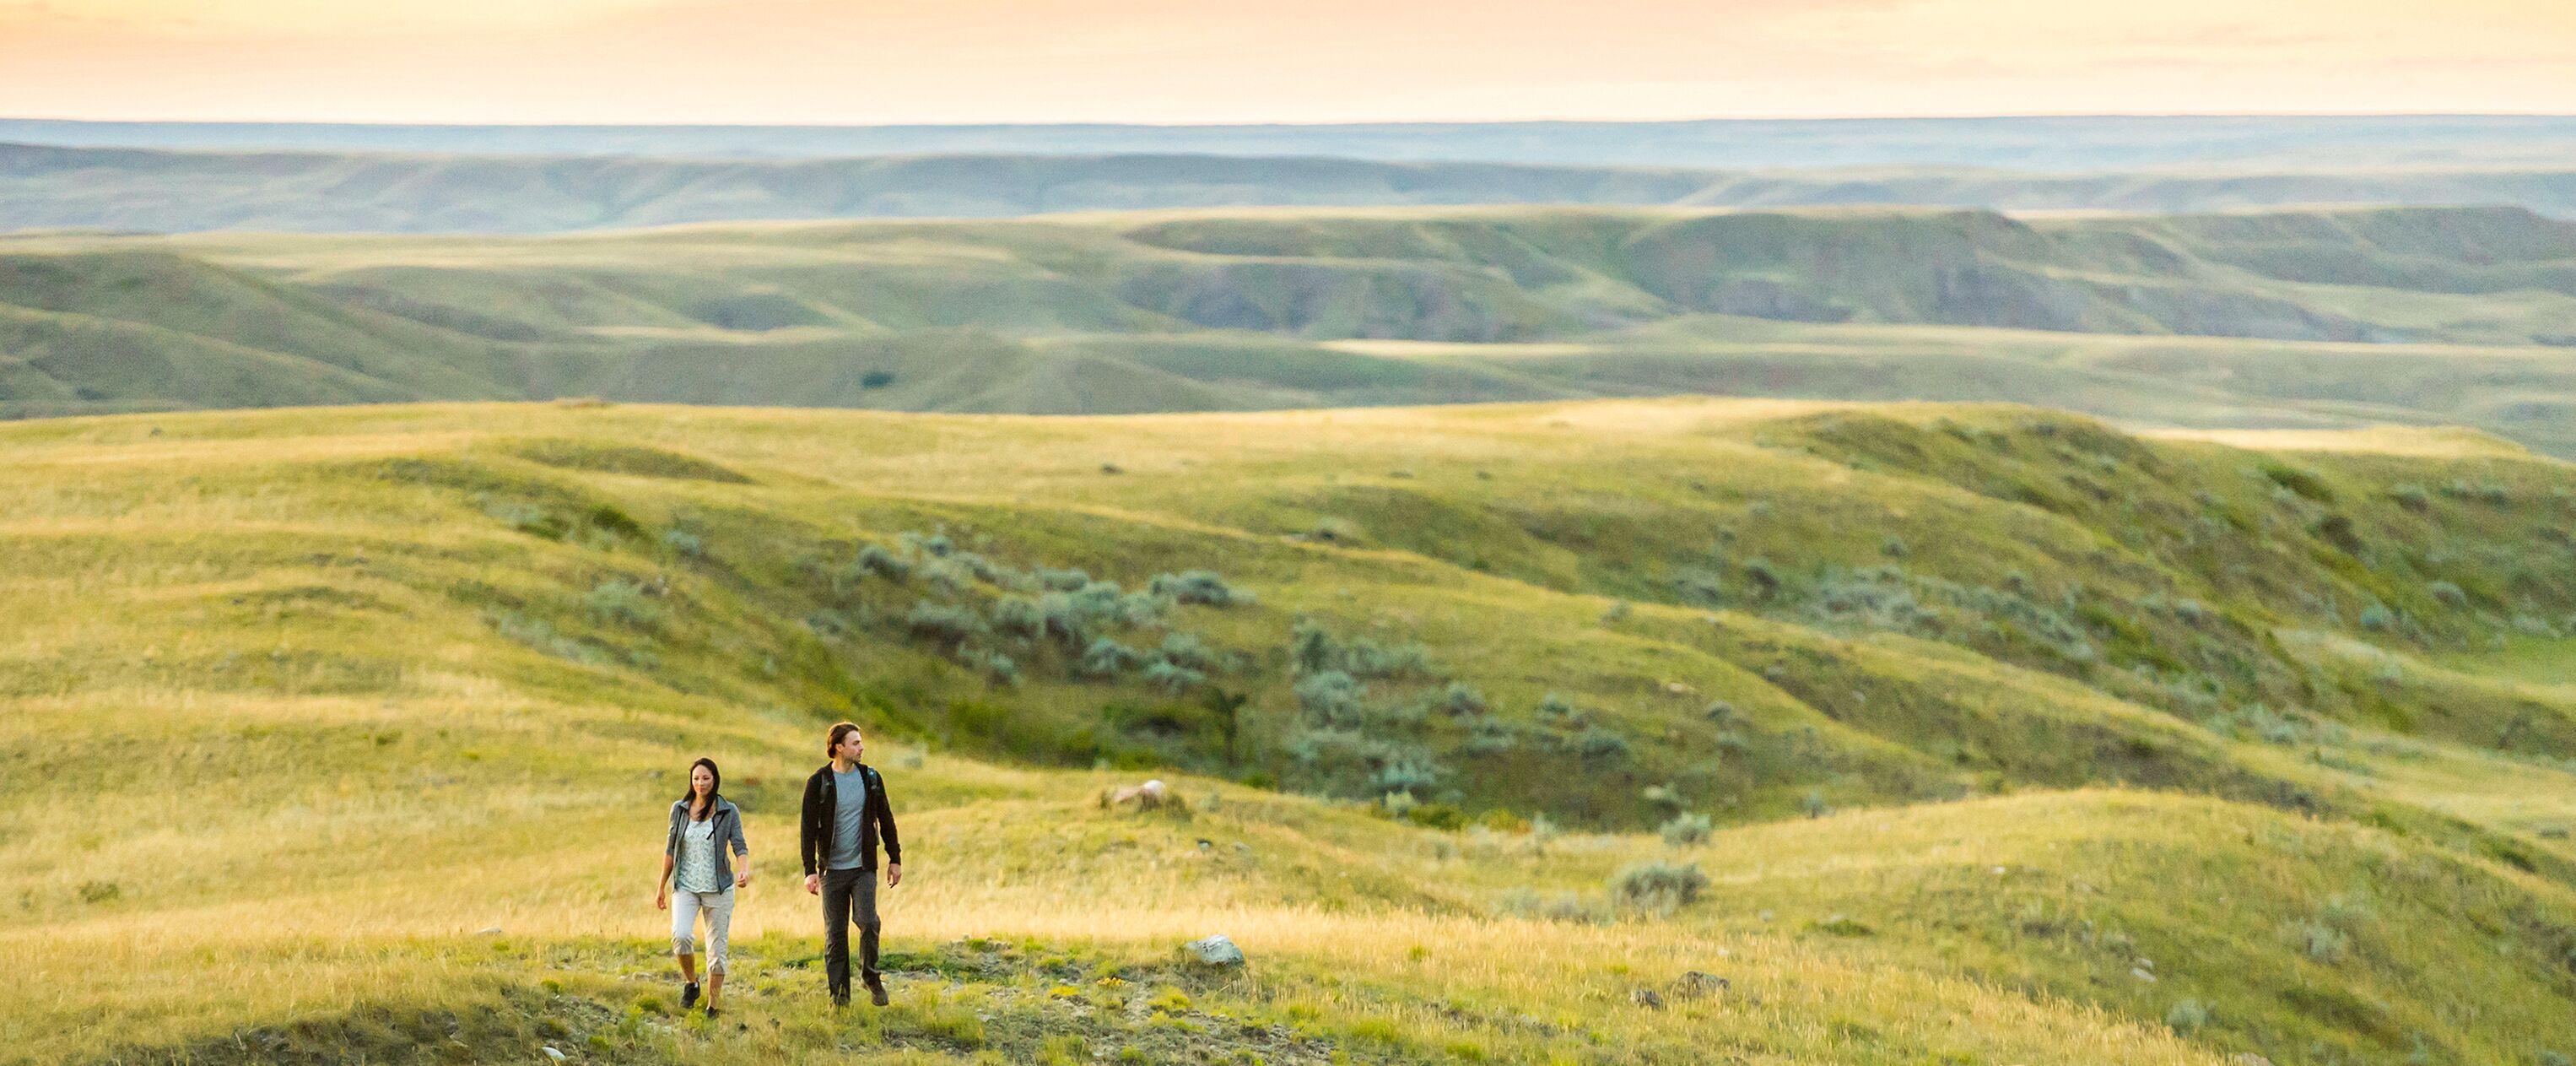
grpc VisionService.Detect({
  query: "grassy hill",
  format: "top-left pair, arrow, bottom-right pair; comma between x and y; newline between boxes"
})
6,204 -> 2576,459
8,143 -> 2576,234
3,397 -> 2573,1064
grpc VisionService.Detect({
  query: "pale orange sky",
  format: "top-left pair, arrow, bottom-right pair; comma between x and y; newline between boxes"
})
2,0 -> 2571,123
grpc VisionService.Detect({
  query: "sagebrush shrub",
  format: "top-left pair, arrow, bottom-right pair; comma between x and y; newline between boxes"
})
905,601 -> 986,646
1114,591 -> 1165,626
2163,999 -> 2210,1033
1659,813 -> 1714,847
1373,755 -> 1441,794
1149,570 -> 1253,607
1295,670 -> 1366,729
1079,637 -> 1143,678
852,544 -> 910,581
1610,860 -> 1708,914
960,647 -> 1019,685
2358,601 -> 2396,630
1742,558 -> 1782,598
1342,636 -> 1434,679
1142,660 -> 1207,693
991,596 -> 1045,640
1462,717 -> 1520,755
1034,567 -> 1091,592
661,528 -> 705,560
584,579 -> 662,630
2298,920 -> 2349,964
1672,566 -> 1725,607
1158,631 -> 1212,671
1576,728 -> 1631,763
1536,694 -> 1582,726
950,551 -> 1017,587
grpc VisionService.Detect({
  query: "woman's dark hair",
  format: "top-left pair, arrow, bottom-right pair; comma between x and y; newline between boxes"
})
682,757 -> 721,817
826,722 -> 861,757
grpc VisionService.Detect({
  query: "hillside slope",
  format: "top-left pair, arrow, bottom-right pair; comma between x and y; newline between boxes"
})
7,205 -> 2576,459
3,398 -> 2573,1064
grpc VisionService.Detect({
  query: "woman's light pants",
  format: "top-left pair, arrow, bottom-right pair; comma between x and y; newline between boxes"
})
671,887 -> 735,975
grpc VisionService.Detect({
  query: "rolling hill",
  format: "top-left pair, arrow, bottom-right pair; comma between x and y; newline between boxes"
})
3,397 -> 2573,1065
6,142 -> 2576,234
5,204 -> 2575,459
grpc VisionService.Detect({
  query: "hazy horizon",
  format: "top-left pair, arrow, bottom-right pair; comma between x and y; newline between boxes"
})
5,0 -> 2571,126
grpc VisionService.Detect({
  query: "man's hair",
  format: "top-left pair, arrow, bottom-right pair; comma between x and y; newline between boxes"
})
826,722 -> 862,757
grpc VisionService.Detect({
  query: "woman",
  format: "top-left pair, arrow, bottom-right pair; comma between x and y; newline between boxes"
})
657,757 -> 749,1019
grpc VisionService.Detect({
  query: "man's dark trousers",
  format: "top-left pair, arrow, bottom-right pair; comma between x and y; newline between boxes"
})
822,866 -> 881,1002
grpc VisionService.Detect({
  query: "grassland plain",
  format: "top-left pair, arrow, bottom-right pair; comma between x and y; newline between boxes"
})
3,398 -> 2574,1065
6,205 -> 2576,461
9,142 -> 2576,234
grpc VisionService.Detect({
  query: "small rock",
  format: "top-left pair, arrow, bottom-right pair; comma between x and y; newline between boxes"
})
1758,909 -> 1775,923
1629,988 -> 1664,1009
2130,967 -> 2157,982
1107,779 -> 1170,809
542,1047 -> 566,1062
1672,971 -> 1731,999
1185,934 -> 1245,967
2135,956 -> 2154,971
478,927 -> 503,935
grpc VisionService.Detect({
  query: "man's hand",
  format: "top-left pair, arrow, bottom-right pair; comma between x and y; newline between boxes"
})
885,863 -> 902,887
655,888 -> 668,912
804,873 -> 821,896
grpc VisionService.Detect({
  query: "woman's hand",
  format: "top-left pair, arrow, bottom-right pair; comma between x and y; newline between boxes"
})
735,870 -> 751,889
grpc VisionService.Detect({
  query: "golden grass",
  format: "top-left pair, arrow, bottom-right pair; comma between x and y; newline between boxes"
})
5,398 -> 2575,1063
2136,424 -> 2541,460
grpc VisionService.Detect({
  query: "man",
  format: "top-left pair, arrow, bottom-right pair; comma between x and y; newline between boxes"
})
801,721 -> 903,1007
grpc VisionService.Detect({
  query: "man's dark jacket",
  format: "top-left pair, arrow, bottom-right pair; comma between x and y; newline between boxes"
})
800,761 -> 901,874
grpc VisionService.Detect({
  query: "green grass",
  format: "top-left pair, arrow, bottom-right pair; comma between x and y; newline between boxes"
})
3,397 -> 2575,1064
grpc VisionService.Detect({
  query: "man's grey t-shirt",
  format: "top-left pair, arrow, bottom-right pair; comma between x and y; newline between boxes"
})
829,766 -> 869,869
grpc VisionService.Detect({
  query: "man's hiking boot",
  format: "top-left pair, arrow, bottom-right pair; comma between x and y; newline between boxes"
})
681,982 -> 701,1009
866,975 -> 889,1007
